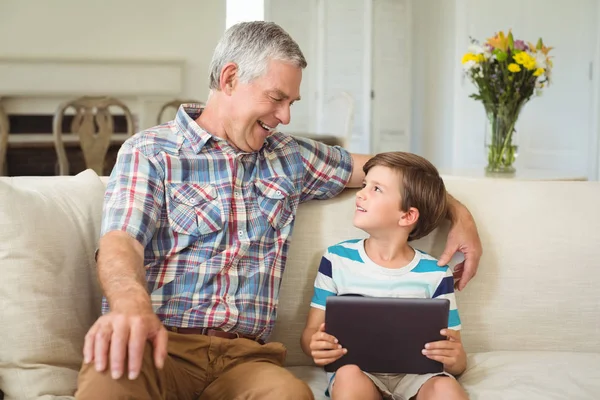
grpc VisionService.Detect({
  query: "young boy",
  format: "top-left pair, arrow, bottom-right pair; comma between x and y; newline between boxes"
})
300,152 -> 469,400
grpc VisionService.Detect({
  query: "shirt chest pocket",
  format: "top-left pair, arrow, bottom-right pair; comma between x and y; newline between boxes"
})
254,177 -> 296,230
166,183 -> 223,236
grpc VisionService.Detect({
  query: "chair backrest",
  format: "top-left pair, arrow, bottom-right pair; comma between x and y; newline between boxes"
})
157,99 -> 204,125
322,91 -> 354,148
0,102 -> 9,176
53,96 -> 134,176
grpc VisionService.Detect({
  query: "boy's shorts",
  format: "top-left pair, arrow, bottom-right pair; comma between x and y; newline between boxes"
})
327,370 -> 455,400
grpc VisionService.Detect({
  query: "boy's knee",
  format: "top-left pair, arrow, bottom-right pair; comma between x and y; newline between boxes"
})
335,364 -> 364,383
423,376 -> 466,399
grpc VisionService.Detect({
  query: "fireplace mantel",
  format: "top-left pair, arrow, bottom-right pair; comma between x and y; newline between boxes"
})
0,56 -> 187,131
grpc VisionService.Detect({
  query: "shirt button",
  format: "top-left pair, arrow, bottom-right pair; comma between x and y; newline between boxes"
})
238,230 -> 244,236
276,190 -> 282,196
235,192 -> 241,197
189,198 -> 197,204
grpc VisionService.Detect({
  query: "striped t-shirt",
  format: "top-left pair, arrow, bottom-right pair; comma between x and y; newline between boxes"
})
310,239 -> 461,330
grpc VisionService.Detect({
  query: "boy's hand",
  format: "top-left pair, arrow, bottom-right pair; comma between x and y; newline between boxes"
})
309,323 -> 347,366
422,329 -> 466,375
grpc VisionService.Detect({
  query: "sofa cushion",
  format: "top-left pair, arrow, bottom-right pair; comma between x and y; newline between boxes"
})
0,170 -> 104,400
459,351 -> 600,399
289,351 -> 600,400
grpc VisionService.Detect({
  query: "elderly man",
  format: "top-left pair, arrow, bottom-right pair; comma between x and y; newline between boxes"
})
76,21 -> 482,399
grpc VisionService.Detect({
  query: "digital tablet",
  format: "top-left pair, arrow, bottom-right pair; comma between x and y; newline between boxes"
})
324,296 -> 450,374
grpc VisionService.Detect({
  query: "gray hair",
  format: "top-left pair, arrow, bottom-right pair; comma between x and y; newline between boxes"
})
208,21 -> 307,90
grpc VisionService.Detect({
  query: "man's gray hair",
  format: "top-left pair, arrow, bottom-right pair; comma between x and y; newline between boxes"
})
208,21 -> 307,90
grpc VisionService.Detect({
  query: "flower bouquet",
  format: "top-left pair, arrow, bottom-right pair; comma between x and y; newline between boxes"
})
462,30 -> 554,173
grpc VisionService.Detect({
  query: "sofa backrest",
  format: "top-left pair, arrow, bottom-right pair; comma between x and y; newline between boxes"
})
272,177 -> 600,366
3,172 -> 598,376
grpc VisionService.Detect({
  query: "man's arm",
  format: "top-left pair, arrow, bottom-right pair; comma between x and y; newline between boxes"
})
347,153 -> 372,188
438,194 -> 483,291
84,231 -> 168,381
83,142 -> 168,380
96,231 -> 151,316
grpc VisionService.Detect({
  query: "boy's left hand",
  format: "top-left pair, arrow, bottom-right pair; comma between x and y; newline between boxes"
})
422,329 -> 466,375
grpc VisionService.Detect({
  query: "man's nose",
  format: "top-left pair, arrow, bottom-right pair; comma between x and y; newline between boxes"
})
276,104 -> 291,125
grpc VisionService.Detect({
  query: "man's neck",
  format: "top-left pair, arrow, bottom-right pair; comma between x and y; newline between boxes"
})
195,99 -> 227,141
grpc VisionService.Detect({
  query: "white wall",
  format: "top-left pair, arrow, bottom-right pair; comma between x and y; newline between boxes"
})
410,0 -> 457,169
411,0 -> 599,178
266,0 -> 318,134
0,0 -> 225,102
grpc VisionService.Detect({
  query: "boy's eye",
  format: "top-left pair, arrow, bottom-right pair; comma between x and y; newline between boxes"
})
374,186 -> 382,192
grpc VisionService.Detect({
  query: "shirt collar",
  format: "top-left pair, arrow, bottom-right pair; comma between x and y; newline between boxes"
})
173,103 -> 288,157
174,104 -> 213,154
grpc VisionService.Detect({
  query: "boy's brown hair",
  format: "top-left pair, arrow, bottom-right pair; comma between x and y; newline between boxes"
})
363,152 -> 447,241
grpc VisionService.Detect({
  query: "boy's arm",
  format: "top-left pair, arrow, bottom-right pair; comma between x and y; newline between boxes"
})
425,267 -> 466,375
300,307 -> 326,356
442,329 -> 466,376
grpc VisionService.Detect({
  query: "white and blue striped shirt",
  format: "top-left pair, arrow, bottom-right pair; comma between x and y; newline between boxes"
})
310,239 -> 461,330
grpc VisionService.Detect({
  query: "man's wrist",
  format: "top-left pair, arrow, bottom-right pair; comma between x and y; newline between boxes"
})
446,194 -> 462,224
109,289 -> 153,315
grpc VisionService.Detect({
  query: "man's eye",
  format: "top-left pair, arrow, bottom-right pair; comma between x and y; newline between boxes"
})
271,97 -> 283,102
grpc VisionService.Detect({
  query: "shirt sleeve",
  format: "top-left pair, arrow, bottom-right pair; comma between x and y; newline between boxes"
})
432,267 -> 462,330
101,141 -> 165,247
293,136 -> 353,203
310,254 -> 338,310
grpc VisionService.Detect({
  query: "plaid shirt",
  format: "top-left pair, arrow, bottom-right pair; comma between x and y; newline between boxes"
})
101,105 -> 353,340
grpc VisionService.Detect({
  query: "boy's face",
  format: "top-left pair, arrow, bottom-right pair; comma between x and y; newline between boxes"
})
354,165 -> 404,233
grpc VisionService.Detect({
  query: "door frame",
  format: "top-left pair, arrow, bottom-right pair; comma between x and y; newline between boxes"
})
593,0 -> 600,180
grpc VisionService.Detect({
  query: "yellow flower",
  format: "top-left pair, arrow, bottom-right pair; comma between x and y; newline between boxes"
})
524,60 -> 536,70
534,68 -> 544,76
462,53 -> 484,64
508,63 -> 521,73
462,53 -> 476,64
513,52 -> 536,70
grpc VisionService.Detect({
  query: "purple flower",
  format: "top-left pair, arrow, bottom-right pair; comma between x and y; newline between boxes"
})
514,40 -> 527,51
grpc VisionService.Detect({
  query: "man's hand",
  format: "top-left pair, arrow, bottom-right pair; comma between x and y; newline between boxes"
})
438,196 -> 482,290
309,323 -> 347,366
422,329 -> 466,376
83,309 -> 168,380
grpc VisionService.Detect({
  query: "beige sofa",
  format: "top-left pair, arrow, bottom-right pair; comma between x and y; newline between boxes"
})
1,170 -> 599,399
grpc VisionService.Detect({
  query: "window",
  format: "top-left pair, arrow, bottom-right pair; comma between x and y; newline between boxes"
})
226,0 -> 264,29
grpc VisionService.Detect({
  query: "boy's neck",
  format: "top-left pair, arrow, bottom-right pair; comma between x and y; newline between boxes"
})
363,233 -> 415,269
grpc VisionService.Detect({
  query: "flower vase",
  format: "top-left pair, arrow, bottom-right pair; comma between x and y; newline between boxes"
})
484,109 -> 519,175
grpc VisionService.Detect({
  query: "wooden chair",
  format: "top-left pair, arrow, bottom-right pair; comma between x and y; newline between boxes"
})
53,96 -> 134,175
157,99 -> 204,125
0,101 -> 9,176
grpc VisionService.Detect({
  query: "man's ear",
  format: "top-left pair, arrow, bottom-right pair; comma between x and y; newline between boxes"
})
219,62 -> 238,95
399,207 -> 419,228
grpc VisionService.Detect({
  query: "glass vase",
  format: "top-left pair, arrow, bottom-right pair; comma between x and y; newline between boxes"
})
484,109 -> 519,175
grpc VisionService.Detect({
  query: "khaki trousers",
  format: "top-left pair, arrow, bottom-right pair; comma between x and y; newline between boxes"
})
75,331 -> 314,400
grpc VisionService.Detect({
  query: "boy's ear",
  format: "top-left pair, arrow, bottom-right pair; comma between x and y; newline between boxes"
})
398,207 -> 419,228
